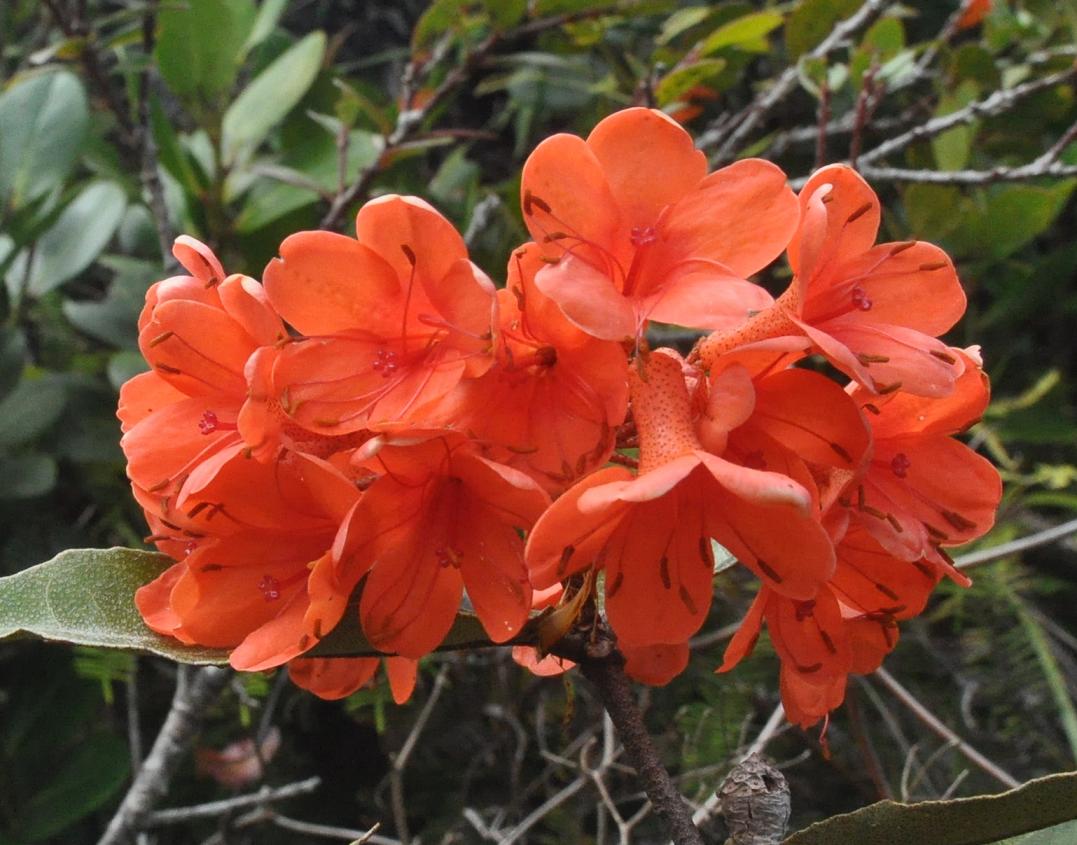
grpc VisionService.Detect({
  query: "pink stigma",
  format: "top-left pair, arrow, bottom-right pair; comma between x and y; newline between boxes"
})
258,574 -> 281,602
851,286 -> 873,311
890,452 -> 911,478
630,225 -> 657,247
199,411 -> 219,434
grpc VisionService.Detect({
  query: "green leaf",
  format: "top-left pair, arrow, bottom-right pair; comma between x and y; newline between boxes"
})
656,59 -> 727,106
62,256 -> 159,349
0,373 -> 67,448
657,6 -> 712,45
782,772 -> 1077,845
0,326 -> 27,399
0,69 -> 89,210
933,80 -> 979,172
0,454 -> 58,500
156,0 -> 256,102
949,181 -> 1076,260
483,0 -> 527,29
242,0 -> 289,56
16,731 -> 130,842
785,0 -> 859,59
4,180 -> 127,299
699,11 -> 783,56
0,548 -> 230,664
107,350 -> 150,391
994,819 -> 1077,844
221,31 -> 327,164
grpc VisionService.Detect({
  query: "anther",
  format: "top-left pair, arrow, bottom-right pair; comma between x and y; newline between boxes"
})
857,353 -> 890,364
930,349 -> 957,364
156,363 -> 182,375
756,559 -> 782,583
847,202 -> 873,223
400,244 -> 417,265
794,600 -> 816,621
678,585 -> 698,615
918,261 -> 947,271
941,509 -> 976,531
148,331 -> 174,347
829,442 -> 853,463
889,241 -> 916,255
875,380 -> 902,395
659,555 -> 671,590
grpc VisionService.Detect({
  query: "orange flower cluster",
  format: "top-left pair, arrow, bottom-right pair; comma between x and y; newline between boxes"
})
122,109 -> 1000,724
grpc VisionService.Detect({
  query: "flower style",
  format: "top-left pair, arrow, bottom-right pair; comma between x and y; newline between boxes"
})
432,242 -> 629,492
328,433 -> 550,658
252,195 -> 496,442
520,107 -> 798,341
526,349 -> 836,652
695,164 -> 967,398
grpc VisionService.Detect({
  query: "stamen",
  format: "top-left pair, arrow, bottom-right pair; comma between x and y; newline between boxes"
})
678,585 -> 698,614
930,349 -> 958,364
757,558 -> 782,583
148,331 -> 174,347
829,442 -> 853,463
659,555 -> 671,590
259,574 -> 281,602
847,202 -> 873,223
857,353 -> 890,364
918,261 -> 947,272
941,509 -> 976,531
890,452 -> 912,478
889,241 -> 916,255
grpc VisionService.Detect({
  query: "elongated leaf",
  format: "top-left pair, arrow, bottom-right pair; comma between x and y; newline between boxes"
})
156,0 -> 256,101
0,70 -> 88,209
783,772 -> 1077,845
16,731 -> 130,842
0,548 -> 230,664
699,11 -> 783,55
4,180 -> 127,299
0,373 -> 67,448
785,0 -> 858,59
221,32 -> 327,164
0,454 -> 58,500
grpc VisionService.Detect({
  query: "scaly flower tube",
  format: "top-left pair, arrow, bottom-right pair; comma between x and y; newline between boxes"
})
526,350 -> 836,649
695,165 -> 967,398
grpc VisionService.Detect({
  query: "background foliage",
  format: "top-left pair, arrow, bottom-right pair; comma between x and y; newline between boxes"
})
0,0 -> 1075,842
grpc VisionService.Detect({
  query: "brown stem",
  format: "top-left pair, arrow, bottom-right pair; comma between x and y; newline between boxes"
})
579,654 -> 705,845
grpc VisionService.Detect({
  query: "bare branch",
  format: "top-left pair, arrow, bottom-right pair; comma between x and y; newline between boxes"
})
99,666 -> 232,845
854,161 -> 1077,185
872,668 -> 1020,789
955,517 -> 1077,570
857,65 -> 1077,167
146,777 -> 322,825
700,0 -> 889,161
581,654 -> 705,845
389,663 -> 451,844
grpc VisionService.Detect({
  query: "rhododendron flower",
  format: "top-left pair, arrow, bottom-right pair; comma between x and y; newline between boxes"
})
433,243 -> 629,492
696,165 -> 967,398
329,433 -> 549,658
289,655 -> 418,703
527,350 -> 836,650
253,195 -> 496,441
135,447 -> 360,672
520,107 -> 798,341
846,349 -> 1000,572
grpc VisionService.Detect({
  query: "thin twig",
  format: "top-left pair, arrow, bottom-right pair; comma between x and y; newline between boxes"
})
853,161 -> 1077,185
463,193 -> 503,250
872,667 -> 1020,789
700,0 -> 889,161
203,806 -> 397,845
954,517 -> 1077,570
497,774 -> 590,845
126,658 -> 143,775
138,2 -> 175,266
857,65 -> 1077,167
389,663 -> 450,845
99,666 -> 232,845
146,777 -> 322,825
814,79 -> 831,170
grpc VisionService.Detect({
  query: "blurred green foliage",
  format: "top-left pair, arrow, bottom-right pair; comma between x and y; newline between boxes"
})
0,0 -> 1075,841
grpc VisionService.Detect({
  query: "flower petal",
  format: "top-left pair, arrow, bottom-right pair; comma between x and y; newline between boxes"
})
534,255 -> 637,341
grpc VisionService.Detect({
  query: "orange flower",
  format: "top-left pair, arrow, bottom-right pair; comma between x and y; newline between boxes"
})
289,656 -> 418,703
526,350 -> 835,650
255,196 -> 496,439
135,448 -> 361,673
696,165 -> 967,398
845,348 -> 1000,573
329,433 -> 549,658
957,0 -> 991,30
432,243 -> 629,492
520,108 -> 798,341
